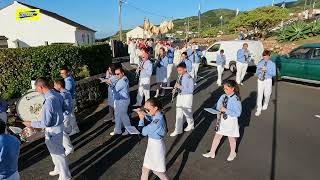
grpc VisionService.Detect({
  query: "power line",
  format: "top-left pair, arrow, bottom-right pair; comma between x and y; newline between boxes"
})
123,1 -> 173,19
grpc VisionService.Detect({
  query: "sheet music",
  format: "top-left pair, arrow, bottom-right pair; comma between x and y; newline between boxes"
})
204,108 -> 219,115
125,126 -> 140,134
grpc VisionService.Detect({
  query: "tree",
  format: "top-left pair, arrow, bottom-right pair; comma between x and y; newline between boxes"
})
229,6 -> 289,33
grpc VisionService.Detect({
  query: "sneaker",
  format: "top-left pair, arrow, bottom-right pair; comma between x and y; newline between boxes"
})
110,131 -> 121,136
65,149 -> 74,156
255,110 -> 261,117
184,125 -> 194,132
227,152 -> 237,161
122,130 -> 129,136
240,83 -> 243,86
262,104 -> 268,110
202,152 -> 215,159
169,131 -> 180,137
49,170 -> 59,176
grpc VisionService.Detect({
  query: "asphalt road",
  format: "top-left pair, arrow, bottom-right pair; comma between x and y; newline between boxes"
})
19,65 -> 320,180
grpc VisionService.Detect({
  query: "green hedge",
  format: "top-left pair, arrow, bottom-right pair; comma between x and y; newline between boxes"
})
0,44 -> 112,99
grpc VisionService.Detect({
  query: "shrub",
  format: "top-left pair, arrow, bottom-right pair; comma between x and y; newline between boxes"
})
0,44 -> 112,99
277,21 -> 320,42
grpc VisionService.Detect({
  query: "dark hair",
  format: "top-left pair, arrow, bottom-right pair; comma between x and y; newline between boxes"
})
159,47 -> 166,52
177,62 -> 187,69
262,50 -> 271,56
54,79 -> 65,88
146,97 -> 163,111
35,77 -> 49,88
243,43 -> 248,47
60,66 -> 69,72
0,120 -> 5,134
108,64 -> 117,74
220,49 -> 224,53
224,80 -> 241,100
181,52 -> 188,56
115,67 -> 125,74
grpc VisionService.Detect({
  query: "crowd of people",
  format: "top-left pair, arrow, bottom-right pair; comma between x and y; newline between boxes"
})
0,38 -> 277,180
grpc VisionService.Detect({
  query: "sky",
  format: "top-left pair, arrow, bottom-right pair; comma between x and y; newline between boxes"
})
0,0 -> 292,38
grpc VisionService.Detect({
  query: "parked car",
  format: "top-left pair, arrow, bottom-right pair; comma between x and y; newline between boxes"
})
201,40 -> 264,73
272,43 -> 320,84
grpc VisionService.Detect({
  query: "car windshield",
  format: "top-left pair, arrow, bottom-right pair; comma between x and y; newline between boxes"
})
311,48 -> 320,59
208,44 -> 220,52
289,47 -> 312,59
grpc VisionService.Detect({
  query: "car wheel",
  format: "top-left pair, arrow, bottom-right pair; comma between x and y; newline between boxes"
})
201,57 -> 207,67
229,63 -> 237,74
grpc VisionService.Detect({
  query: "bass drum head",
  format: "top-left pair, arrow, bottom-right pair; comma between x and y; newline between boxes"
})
16,90 -> 45,121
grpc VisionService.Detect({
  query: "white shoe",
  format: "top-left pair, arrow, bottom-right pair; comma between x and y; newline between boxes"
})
65,149 -> 74,156
227,152 -> 237,161
184,125 -> 194,132
202,152 -> 215,159
170,131 -> 180,137
194,83 -> 197,86
122,130 -> 129,136
49,170 -> 59,176
255,110 -> 261,117
110,131 -> 121,136
262,104 -> 268,110
240,83 -> 243,86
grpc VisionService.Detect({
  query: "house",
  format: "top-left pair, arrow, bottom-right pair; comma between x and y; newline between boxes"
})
0,1 -> 96,48
126,26 -> 154,42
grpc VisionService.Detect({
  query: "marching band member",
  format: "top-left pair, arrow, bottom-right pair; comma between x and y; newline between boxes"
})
155,47 -> 169,98
23,78 -> 72,180
60,67 -> 80,136
236,43 -> 250,85
188,42 -> 203,85
166,43 -> 175,87
133,53 -> 153,107
173,46 -> 182,65
0,97 -> 8,123
136,98 -> 169,180
170,63 -> 194,137
255,50 -> 276,117
128,38 -> 137,64
0,121 -> 20,180
180,52 -> 192,74
103,64 -> 118,121
108,67 -> 131,136
216,49 -> 226,86
54,79 -> 74,156
203,80 -> 242,161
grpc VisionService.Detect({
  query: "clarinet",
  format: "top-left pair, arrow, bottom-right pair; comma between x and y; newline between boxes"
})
171,75 -> 182,103
215,95 -> 229,132
259,61 -> 268,81
244,50 -> 251,63
135,61 -> 143,79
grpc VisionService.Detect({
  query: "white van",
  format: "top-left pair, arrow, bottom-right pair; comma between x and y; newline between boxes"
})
202,40 -> 264,73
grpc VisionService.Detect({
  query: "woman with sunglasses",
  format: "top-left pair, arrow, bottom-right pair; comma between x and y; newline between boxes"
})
136,98 -> 168,180
203,80 -> 242,161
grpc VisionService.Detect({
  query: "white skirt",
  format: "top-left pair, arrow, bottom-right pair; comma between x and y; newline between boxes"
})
216,116 -> 240,137
143,138 -> 166,172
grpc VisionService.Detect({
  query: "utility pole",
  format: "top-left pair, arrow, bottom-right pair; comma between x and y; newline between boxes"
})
118,0 -> 123,41
304,0 -> 307,11
198,3 -> 201,38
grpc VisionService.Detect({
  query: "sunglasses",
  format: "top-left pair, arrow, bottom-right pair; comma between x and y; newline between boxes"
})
115,73 -> 121,75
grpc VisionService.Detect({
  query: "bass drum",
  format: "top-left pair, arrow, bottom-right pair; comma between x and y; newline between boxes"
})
16,90 -> 45,121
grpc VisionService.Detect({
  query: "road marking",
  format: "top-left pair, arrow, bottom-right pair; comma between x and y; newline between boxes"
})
315,115 -> 320,119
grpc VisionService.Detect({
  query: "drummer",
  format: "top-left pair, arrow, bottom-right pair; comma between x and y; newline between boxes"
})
54,79 -> 74,156
136,98 -> 169,180
23,78 -> 72,179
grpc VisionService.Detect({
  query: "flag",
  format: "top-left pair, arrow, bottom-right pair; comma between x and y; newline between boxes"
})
236,8 -> 239,16
198,3 -> 201,17
220,16 -> 223,20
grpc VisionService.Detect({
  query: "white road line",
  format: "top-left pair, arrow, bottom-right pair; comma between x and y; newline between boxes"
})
315,115 -> 320,119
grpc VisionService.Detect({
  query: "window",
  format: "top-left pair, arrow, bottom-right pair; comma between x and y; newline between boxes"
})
87,34 -> 90,44
82,34 -> 85,43
289,47 -> 312,59
207,44 -> 220,52
311,48 -> 320,60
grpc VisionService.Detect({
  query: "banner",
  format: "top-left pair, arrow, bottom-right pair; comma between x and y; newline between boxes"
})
16,9 -> 40,20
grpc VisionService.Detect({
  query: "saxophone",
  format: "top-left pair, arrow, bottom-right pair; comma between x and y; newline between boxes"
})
259,61 -> 268,81
171,75 -> 182,103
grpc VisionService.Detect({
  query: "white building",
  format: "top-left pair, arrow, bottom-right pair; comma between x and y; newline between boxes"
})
0,1 -> 96,48
126,26 -> 154,42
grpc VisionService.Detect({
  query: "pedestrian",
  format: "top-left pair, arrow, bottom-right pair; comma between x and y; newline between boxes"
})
170,63 -> 194,137
203,80 -> 242,161
255,50 -> 276,117
216,49 -> 226,86
0,97 -> 8,123
133,53 -> 153,107
23,77 -> 72,180
180,52 -> 192,74
54,79 -> 75,156
188,42 -> 202,85
108,67 -> 131,136
154,47 -> 169,98
128,38 -> 137,64
136,98 -> 169,180
103,64 -> 118,121
0,120 -> 20,180
166,43 -> 175,87
236,43 -> 251,85
60,66 -> 80,136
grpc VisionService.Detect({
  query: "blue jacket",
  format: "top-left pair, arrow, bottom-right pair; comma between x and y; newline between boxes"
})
111,76 -> 129,100
166,46 -> 175,64
216,93 -> 242,118
181,59 -> 192,74
0,134 -> 20,179
237,48 -> 249,63
179,73 -> 194,94
64,75 -> 76,99
139,112 -> 166,140
188,49 -> 202,64
60,89 -> 73,115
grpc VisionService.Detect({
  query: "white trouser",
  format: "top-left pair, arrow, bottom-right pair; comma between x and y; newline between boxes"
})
3,171 -> 20,180
0,112 -> 7,123
192,63 -> 200,83
136,78 -> 151,106
63,114 -> 74,153
175,94 -> 194,133
130,53 -> 135,64
217,65 -> 225,86
70,99 -> 79,133
236,62 -> 248,84
167,64 -> 174,86
45,126 -> 71,180
114,99 -> 131,134
257,79 -> 272,111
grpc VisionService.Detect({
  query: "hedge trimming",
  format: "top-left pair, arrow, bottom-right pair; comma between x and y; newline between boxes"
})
0,44 -> 112,99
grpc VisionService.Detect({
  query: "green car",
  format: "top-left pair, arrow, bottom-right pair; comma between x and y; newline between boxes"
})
272,43 -> 320,84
